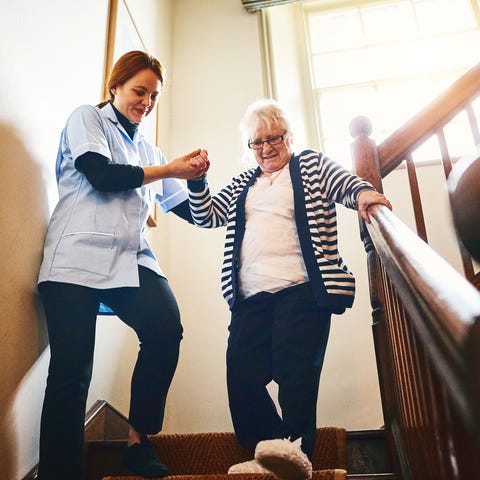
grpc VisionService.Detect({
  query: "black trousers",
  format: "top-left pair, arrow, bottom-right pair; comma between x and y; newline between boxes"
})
37,266 -> 183,480
227,282 -> 331,459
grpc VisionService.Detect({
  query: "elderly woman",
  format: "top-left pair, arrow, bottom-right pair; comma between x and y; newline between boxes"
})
187,99 -> 391,479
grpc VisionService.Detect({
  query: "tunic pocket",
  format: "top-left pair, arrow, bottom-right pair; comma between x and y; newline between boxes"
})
52,225 -> 115,277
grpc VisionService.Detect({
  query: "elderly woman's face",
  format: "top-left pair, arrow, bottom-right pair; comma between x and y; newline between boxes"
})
250,121 -> 293,174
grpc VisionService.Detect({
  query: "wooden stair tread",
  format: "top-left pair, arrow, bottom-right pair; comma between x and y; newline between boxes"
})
346,475 -> 401,479
87,428 -> 346,480
101,471 -> 347,480
36,402 -> 397,480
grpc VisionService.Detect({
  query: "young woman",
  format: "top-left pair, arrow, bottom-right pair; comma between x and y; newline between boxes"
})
37,50 -> 208,479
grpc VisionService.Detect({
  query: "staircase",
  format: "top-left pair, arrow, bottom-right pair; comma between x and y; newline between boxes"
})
90,63 -> 480,480
23,61 -> 480,480
80,401 -> 398,480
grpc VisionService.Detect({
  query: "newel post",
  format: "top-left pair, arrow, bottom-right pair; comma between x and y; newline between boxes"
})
350,115 -> 383,192
350,116 -> 400,472
349,115 -> 385,263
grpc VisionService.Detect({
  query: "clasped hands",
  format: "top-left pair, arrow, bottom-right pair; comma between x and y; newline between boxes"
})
170,148 -> 210,180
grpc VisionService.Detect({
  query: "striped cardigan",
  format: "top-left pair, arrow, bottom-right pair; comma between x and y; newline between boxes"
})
187,149 -> 375,311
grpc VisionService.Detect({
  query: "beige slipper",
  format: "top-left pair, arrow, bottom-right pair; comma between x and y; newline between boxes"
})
255,438 -> 312,480
228,458 -> 271,474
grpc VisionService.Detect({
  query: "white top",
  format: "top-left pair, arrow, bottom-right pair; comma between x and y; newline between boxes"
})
238,164 -> 308,298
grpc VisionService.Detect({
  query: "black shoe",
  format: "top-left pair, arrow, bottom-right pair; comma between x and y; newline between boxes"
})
122,435 -> 170,478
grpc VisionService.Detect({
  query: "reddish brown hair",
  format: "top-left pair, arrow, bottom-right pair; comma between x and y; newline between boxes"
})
98,50 -> 164,108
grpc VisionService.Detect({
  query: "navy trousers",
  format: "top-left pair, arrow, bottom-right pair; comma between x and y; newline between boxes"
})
227,282 -> 331,458
37,266 -> 183,480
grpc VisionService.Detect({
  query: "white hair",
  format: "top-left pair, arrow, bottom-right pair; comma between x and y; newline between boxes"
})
239,98 -> 294,166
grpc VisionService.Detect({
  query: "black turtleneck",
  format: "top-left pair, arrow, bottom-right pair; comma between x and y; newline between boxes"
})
74,103 -> 144,192
74,103 -> 193,222
110,103 -> 139,140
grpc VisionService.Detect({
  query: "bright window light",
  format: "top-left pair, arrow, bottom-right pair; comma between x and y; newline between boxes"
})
306,0 -> 480,169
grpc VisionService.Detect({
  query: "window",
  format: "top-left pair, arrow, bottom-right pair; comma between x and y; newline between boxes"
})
282,0 -> 480,168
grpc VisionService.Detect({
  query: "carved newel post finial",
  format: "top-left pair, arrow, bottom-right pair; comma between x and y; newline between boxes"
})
350,115 -> 372,139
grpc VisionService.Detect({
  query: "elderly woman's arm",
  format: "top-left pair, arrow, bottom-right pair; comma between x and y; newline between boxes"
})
187,170 -> 255,228
317,153 -> 392,220
187,177 -> 230,228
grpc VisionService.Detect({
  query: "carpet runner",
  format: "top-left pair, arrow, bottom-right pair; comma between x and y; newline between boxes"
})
102,427 -> 346,480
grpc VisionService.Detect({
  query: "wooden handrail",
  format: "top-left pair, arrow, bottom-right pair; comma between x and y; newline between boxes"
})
377,62 -> 480,176
367,205 -> 479,340
366,205 -> 480,429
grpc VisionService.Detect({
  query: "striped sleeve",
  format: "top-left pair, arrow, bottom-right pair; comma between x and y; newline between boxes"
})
186,176 -> 238,228
303,151 -> 375,208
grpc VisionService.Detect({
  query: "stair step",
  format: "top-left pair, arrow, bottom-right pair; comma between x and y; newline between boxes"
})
87,427 -> 346,480
23,401 -> 398,480
101,472 -> 347,480
87,429 -> 398,479
347,474 -> 401,479
99,471 -> 401,480
345,430 -> 393,474
86,440 -> 130,479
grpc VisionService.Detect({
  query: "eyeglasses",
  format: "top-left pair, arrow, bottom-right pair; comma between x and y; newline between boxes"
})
248,131 -> 287,150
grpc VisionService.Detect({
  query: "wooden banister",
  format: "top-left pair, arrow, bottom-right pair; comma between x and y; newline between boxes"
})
351,62 -> 480,479
376,62 -> 480,176
365,205 -> 480,478
367,205 -> 480,410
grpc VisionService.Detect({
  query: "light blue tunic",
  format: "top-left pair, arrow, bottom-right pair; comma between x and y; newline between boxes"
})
38,103 -> 187,288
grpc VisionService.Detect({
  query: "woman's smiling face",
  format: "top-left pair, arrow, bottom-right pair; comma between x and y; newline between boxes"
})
111,68 -> 161,123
